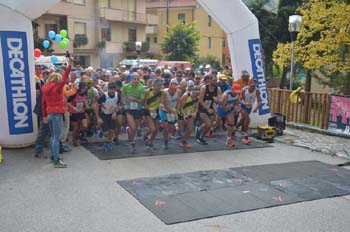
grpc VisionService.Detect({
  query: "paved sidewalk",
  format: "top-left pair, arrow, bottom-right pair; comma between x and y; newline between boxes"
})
275,128 -> 350,159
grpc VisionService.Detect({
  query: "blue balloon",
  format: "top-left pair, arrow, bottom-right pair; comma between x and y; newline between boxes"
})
48,30 -> 56,39
51,55 -> 58,64
42,40 -> 50,49
55,34 -> 62,43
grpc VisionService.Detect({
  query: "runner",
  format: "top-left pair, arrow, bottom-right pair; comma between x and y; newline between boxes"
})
180,86 -> 200,148
239,79 -> 262,144
216,83 -> 241,147
159,79 -> 181,149
142,78 -> 163,150
196,74 -> 222,145
67,82 -> 88,146
122,72 -> 145,153
94,82 -> 121,151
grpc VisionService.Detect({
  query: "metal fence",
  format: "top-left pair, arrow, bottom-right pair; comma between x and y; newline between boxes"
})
268,88 -> 330,129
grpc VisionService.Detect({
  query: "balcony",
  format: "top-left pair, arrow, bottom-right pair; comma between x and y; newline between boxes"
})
100,7 -> 146,24
105,41 -> 124,54
145,25 -> 158,34
147,14 -> 158,25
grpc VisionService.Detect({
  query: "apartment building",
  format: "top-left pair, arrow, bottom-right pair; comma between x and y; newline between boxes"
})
34,0 -> 149,68
146,0 -> 227,65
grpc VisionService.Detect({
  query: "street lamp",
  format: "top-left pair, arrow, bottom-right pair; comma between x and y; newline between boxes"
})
135,41 -> 142,68
289,15 -> 302,90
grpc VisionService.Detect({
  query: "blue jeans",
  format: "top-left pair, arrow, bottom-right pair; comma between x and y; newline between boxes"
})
48,114 -> 63,161
34,118 -> 50,154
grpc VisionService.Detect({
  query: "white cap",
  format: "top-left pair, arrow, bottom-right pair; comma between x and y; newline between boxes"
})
187,80 -> 194,87
87,66 -> 94,71
205,64 -> 211,69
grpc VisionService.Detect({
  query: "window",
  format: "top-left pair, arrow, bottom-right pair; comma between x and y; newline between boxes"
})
208,15 -> 212,27
128,28 -> 137,42
208,37 -> 211,49
101,28 -> 111,41
178,13 -> 185,23
153,37 -> 158,44
146,37 -> 150,43
45,24 -> 58,38
222,38 -> 226,48
222,54 -> 226,65
161,14 -> 166,25
74,22 -> 86,35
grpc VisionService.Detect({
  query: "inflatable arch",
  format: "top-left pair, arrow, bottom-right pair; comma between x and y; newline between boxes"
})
198,0 -> 271,124
0,0 -> 60,147
0,0 -> 270,147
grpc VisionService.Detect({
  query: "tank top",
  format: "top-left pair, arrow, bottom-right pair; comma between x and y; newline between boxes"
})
225,89 -> 239,107
71,94 -> 86,114
101,92 -> 119,114
166,89 -> 179,109
200,85 -> 217,110
242,86 -> 257,107
147,88 -> 161,109
183,93 -> 197,116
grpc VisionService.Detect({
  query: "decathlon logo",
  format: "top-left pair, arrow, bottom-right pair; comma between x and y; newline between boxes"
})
248,39 -> 270,115
0,31 -> 33,134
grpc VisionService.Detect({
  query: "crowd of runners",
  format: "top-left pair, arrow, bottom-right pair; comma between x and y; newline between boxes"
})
34,56 -> 261,168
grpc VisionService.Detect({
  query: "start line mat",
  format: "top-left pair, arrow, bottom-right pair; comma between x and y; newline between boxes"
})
118,161 -> 350,224
82,134 -> 272,160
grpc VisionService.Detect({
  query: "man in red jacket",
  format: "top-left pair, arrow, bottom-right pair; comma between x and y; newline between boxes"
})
42,57 -> 75,168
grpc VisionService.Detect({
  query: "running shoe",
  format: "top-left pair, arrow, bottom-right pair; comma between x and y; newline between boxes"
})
164,140 -> 169,150
130,143 -> 136,154
181,141 -> 192,149
195,127 -> 200,139
242,137 -> 251,144
98,128 -> 103,138
196,138 -> 208,145
103,142 -> 112,152
226,140 -> 235,147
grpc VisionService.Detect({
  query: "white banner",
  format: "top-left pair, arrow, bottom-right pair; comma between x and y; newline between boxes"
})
0,0 -> 59,148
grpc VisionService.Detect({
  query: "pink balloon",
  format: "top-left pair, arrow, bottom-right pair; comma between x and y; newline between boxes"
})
34,48 -> 42,58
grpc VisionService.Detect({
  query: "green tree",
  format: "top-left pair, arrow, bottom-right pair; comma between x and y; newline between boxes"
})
194,55 -> 221,71
273,0 -> 350,94
161,22 -> 200,61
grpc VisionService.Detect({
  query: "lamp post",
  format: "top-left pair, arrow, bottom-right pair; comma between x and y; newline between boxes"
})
289,15 -> 302,90
135,41 -> 142,68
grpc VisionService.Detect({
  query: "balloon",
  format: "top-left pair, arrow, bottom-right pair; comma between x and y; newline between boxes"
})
59,40 -> 68,49
48,30 -> 56,39
55,34 -> 62,43
60,29 -> 68,38
62,37 -> 70,45
34,48 -> 42,58
51,55 -> 58,64
42,40 -> 50,49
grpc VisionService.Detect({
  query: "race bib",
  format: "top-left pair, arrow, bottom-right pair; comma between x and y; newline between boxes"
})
86,99 -> 93,106
204,100 -> 211,108
75,102 -> 84,112
150,111 -> 157,119
167,113 -> 175,122
186,109 -> 193,117
130,102 -> 138,110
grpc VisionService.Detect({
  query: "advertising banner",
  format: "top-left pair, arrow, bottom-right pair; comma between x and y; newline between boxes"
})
328,95 -> 350,135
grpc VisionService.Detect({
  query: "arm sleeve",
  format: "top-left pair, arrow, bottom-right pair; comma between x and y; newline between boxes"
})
57,65 -> 72,92
42,94 -> 48,118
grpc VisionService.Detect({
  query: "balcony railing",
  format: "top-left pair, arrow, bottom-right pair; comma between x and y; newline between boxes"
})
100,7 -> 146,24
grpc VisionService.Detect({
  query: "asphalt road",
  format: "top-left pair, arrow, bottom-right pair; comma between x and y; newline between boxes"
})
0,142 -> 349,232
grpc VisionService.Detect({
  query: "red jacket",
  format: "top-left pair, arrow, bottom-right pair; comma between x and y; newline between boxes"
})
42,65 -> 72,117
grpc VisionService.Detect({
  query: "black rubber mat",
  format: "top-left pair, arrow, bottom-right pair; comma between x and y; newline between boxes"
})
82,134 -> 272,160
118,161 -> 350,224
